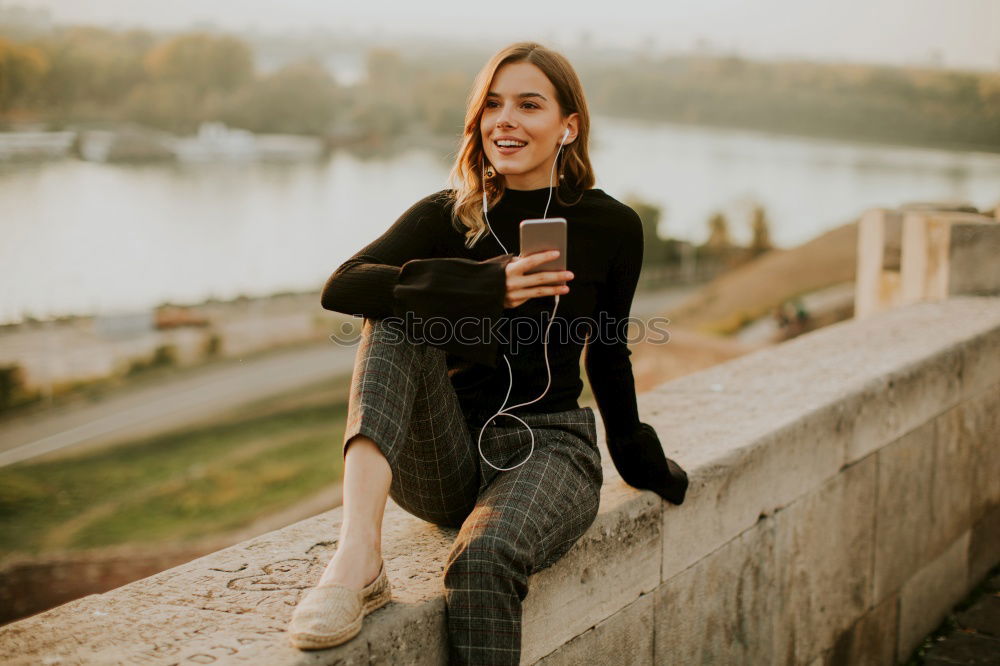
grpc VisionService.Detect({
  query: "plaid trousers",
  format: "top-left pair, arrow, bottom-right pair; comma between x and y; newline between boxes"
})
341,317 -> 604,665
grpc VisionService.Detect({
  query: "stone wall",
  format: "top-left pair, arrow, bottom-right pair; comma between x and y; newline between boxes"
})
1,295 -> 997,664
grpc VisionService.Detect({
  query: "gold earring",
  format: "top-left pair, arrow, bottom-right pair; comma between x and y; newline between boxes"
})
485,164 -> 495,178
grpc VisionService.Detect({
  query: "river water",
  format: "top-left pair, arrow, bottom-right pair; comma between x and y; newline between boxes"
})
2,115 -> 998,325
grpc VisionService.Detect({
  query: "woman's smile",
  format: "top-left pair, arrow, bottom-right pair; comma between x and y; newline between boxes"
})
493,135 -> 529,155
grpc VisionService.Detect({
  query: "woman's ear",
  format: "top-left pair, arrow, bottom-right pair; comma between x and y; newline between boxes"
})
563,113 -> 580,145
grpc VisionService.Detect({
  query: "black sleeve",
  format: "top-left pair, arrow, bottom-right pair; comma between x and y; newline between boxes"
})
584,207 -> 688,505
320,192 -> 515,368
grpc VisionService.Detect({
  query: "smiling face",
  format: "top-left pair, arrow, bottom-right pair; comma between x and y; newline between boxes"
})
480,61 -> 578,191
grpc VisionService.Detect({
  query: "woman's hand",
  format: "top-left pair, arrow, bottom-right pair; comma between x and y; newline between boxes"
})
503,250 -> 574,309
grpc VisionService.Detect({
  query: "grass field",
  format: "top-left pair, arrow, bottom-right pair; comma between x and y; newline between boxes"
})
0,376 -> 352,558
0,341 -> 616,562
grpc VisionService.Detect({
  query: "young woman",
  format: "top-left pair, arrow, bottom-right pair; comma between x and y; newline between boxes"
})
288,41 -> 689,664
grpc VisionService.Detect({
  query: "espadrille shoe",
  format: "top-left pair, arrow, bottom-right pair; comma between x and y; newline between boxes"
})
288,558 -> 392,650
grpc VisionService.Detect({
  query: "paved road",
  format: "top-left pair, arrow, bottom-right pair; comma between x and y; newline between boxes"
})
0,342 -> 359,467
0,284 -> 697,467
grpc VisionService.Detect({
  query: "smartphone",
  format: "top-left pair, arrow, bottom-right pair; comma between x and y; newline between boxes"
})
519,218 -> 567,286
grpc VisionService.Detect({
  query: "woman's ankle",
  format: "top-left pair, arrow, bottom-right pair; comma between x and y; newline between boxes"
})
339,525 -> 382,554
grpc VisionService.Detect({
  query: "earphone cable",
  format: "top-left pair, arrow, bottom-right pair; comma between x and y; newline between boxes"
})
476,130 -> 568,471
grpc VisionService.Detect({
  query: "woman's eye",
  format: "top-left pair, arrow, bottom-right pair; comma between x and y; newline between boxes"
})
484,100 -> 538,109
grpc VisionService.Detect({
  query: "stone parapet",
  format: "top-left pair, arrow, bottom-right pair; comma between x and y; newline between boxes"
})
2,297 -> 999,664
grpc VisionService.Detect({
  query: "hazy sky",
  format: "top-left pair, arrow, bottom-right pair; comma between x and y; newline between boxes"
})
6,0 -> 1000,70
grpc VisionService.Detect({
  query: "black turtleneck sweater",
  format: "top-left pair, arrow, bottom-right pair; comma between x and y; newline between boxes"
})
320,185 -> 689,505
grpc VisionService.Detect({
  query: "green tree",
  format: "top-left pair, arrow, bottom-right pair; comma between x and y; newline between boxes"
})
30,27 -> 150,113
625,196 -> 668,267
749,204 -> 774,256
214,59 -> 341,134
122,80 -> 202,133
0,36 -> 48,113
144,32 -> 253,97
705,211 -> 732,252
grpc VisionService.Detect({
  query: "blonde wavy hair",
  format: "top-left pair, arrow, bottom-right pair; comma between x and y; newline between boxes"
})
447,42 -> 596,249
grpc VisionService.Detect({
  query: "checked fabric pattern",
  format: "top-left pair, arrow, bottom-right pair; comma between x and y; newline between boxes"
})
342,317 -> 603,665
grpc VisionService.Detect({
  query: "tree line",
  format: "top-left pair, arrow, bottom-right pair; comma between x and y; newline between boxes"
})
1,25 -> 998,154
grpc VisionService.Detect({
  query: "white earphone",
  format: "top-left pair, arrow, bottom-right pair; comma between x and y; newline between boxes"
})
476,126 -> 572,471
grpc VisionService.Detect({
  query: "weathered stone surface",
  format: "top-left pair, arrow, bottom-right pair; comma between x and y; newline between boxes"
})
962,329 -> 1000,399
534,592 -> 654,666
898,531 -> 971,662
874,406 -> 977,604
823,593 -> 899,666
640,297 -> 998,582
947,218 -> 1000,297
900,213 -> 1000,303
773,455 -> 877,666
969,502 -> 1000,593
0,592 -> 296,665
846,343 -> 963,463
650,389 -> 847,581
0,500 -> 459,665
654,512 -> 779,665
962,381 -> 1000,518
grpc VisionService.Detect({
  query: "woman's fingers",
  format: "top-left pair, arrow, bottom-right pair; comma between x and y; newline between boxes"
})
508,283 -> 570,302
508,252 -> 573,285
507,249 -> 559,276
512,271 -> 573,289
503,250 -> 572,308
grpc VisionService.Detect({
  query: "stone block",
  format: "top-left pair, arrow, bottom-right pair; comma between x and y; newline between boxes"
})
856,208 -> 904,320
535,593 -> 654,666
968,502 -> 1000,589
823,593 -> 899,666
947,218 -> 1000,296
897,531 -> 971,661
901,213 -> 1000,303
654,512 -> 779,665
961,326 -> 1000,399
847,343 -> 963,463
657,400 -> 846,581
932,406 -> 977,548
773,455 -> 877,665
961,381 -> 1000,517
874,419 -> 935,603
872,408 -> 977,605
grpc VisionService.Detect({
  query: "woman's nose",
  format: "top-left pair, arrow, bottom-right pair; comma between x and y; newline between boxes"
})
496,104 -> 515,127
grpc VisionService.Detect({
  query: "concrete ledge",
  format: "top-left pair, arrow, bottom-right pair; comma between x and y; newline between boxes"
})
2,296 -> 999,665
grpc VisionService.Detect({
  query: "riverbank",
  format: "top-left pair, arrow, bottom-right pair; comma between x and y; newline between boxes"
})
0,290 -> 357,418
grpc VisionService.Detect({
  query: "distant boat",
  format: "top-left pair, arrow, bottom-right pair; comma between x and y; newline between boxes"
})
168,121 -> 325,162
2,122 -> 328,163
0,131 -> 75,160
77,127 -> 175,163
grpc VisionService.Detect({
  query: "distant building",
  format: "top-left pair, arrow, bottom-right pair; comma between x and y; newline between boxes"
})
93,310 -> 156,340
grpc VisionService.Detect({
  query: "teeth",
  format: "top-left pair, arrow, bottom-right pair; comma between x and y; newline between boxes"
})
497,140 -> 526,147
